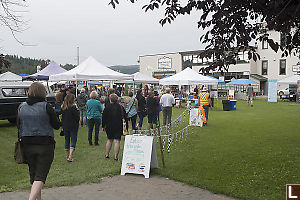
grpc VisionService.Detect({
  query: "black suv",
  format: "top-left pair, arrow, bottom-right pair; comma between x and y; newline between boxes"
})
0,81 -> 55,123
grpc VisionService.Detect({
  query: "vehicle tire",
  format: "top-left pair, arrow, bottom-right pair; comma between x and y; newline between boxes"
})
278,91 -> 283,96
8,118 -> 17,124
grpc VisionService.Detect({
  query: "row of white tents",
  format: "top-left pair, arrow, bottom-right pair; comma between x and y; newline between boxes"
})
1,56 -> 300,85
49,56 -> 218,85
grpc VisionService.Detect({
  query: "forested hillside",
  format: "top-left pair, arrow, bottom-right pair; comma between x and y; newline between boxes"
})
2,55 -> 139,75
3,55 -> 76,74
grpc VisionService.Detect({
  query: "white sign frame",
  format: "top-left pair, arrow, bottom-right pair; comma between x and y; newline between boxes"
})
158,56 -> 172,69
121,135 -> 158,179
292,65 -> 300,72
189,108 -> 203,127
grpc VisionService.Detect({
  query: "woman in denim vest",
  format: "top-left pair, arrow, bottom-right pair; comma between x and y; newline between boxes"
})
18,82 -> 60,200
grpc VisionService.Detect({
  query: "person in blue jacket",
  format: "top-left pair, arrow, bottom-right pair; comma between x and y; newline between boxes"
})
86,91 -> 103,146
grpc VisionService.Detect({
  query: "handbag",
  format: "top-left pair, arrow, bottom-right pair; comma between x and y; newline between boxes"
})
14,138 -> 27,164
125,98 -> 135,118
14,104 -> 27,164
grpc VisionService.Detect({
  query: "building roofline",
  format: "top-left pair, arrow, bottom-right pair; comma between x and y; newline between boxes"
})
139,52 -> 180,58
139,47 -> 257,58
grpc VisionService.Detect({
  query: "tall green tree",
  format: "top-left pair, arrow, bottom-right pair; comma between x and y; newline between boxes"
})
0,54 -> 11,73
109,0 -> 300,72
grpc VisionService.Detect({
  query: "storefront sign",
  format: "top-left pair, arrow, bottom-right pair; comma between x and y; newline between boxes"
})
158,57 -> 172,69
292,65 -> 300,72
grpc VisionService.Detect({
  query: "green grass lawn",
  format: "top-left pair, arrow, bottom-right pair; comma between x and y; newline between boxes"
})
0,98 -> 299,199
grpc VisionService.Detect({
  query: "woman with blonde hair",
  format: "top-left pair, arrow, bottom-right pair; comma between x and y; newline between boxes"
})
18,82 -> 60,200
54,92 -> 63,118
86,91 -> 103,146
61,93 -> 80,162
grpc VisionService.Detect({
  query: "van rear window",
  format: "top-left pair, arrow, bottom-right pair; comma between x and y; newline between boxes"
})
2,88 -> 28,97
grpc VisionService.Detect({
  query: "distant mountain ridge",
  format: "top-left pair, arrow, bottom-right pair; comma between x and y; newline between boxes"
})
108,65 -> 139,74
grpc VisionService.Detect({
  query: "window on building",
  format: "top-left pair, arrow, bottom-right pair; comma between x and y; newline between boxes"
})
262,60 -> 268,75
280,32 -> 287,47
192,55 -> 199,63
262,38 -> 268,49
279,59 -> 286,75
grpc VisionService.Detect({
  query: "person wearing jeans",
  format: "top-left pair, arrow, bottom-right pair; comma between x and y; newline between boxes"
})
87,118 -> 101,145
124,92 -> 138,132
62,93 -> 80,162
136,89 -> 146,129
87,91 -> 103,146
160,88 -> 175,126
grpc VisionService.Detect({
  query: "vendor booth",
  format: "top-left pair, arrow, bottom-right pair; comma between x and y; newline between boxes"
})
50,56 -> 132,82
159,67 -> 218,107
227,79 -> 259,100
159,67 -> 218,86
0,72 -> 22,82
27,61 -> 67,80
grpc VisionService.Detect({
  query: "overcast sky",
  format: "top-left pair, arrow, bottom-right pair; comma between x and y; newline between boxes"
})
1,0 -> 205,66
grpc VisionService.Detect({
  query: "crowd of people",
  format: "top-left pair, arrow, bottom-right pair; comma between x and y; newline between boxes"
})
17,82 -> 177,200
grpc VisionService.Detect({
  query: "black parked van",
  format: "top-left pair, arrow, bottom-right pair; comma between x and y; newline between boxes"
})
0,81 -> 55,123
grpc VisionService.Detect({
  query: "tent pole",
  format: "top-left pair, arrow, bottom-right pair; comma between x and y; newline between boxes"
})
217,86 -> 219,108
76,81 -> 78,97
133,81 -> 136,96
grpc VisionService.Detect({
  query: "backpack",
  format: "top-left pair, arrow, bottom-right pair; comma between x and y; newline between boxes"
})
76,93 -> 87,107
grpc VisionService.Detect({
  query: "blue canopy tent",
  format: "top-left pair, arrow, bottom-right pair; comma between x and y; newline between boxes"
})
227,79 -> 259,85
88,81 -> 102,86
206,76 -> 225,84
227,79 -> 259,100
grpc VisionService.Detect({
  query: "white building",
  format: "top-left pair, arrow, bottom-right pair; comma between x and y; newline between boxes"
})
139,30 -> 300,94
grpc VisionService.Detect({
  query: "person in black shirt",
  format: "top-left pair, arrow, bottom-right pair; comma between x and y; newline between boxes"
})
136,89 -> 146,130
102,94 -> 125,161
62,94 -> 80,162
146,91 -> 159,135
104,88 -> 115,108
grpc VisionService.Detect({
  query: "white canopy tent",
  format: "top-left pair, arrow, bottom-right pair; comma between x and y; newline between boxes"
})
133,72 -> 159,84
278,74 -> 300,84
159,67 -> 218,85
0,72 -> 22,81
116,72 -> 159,84
49,56 -> 133,81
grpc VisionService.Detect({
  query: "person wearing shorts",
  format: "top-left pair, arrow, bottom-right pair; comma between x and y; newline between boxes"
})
76,88 -> 88,127
102,94 -> 125,161
146,91 -> 159,135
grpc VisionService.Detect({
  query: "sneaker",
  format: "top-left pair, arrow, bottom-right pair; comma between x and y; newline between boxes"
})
95,143 -> 99,146
105,155 -> 109,159
114,158 -> 119,162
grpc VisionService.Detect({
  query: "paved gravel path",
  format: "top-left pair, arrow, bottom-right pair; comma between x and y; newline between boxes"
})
0,175 -> 236,200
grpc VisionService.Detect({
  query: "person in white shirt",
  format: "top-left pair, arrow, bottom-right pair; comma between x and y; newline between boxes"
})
160,88 -> 175,125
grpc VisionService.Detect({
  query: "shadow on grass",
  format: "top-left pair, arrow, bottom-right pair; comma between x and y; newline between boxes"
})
0,120 -> 15,128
